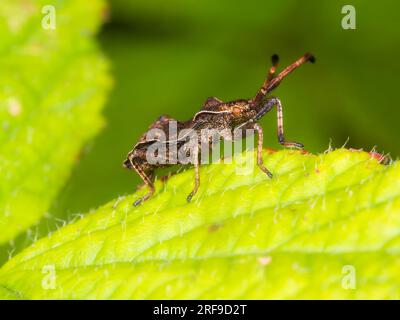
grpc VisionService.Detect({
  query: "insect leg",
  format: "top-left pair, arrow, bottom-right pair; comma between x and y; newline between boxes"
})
186,144 -> 200,202
131,161 -> 155,206
271,97 -> 304,148
252,122 -> 273,178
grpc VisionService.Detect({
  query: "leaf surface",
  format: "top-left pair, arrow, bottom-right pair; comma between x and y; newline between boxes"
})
0,149 -> 399,299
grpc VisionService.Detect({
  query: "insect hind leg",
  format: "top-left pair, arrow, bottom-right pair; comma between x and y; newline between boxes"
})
129,158 -> 155,206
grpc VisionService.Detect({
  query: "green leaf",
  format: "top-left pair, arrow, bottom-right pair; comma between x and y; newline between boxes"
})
0,0 -> 111,244
0,148 -> 399,299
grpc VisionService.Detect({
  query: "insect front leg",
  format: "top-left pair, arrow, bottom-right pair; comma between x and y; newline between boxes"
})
256,97 -> 304,149
252,122 -> 273,178
273,97 -> 304,149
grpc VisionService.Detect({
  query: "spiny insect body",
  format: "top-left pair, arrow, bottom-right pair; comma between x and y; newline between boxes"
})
124,53 -> 315,206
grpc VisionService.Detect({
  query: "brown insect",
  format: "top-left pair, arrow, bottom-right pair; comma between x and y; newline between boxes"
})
124,53 -> 315,206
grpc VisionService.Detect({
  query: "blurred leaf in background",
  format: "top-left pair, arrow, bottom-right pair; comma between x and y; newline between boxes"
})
0,0 -> 110,245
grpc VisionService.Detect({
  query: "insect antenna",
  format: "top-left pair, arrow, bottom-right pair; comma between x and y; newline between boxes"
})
252,54 -> 280,105
267,53 -> 315,93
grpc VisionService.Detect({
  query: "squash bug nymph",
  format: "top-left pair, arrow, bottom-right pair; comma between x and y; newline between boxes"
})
124,53 -> 315,206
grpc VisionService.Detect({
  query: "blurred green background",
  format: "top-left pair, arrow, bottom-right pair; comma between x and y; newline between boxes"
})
3,0 -> 400,258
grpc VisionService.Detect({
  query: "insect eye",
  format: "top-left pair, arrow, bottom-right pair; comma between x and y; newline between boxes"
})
233,107 -> 241,116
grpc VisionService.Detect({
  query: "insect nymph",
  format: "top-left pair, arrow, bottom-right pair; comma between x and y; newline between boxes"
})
124,53 -> 315,206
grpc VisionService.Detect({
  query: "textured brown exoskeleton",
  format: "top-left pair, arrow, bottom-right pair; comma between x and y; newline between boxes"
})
124,53 -> 315,206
